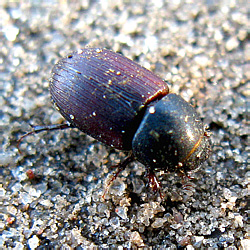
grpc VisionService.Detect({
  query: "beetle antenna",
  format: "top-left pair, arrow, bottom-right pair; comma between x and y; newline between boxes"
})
17,123 -> 73,154
102,153 -> 135,199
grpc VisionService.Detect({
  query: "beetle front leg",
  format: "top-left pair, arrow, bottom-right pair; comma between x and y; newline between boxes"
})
102,153 -> 135,199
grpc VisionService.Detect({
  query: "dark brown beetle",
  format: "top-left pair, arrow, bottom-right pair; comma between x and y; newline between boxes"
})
19,48 -> 211,194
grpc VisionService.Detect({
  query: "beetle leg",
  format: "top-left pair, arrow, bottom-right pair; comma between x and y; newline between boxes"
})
102,153 -> 135,199
17,123 -> 74,154
146,170 -> 163,199
180,172 -> 196,193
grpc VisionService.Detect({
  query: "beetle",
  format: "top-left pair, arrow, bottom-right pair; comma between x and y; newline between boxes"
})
18,48 -> 211,195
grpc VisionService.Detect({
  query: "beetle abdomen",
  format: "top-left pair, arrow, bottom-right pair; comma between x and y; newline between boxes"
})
50,48 -> 169,149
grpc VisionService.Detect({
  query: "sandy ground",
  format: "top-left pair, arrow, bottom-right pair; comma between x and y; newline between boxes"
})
1,1 -> 248,248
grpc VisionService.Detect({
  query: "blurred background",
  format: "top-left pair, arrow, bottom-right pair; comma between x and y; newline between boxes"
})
0,0 -> 248,248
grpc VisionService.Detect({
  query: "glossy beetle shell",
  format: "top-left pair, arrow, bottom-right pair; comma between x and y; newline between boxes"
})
132,93 -> 210,171
50,48 -> 169,150
49,47 -> 211,174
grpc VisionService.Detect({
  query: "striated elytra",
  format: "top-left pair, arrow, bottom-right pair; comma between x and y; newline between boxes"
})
19,48 -> 211,194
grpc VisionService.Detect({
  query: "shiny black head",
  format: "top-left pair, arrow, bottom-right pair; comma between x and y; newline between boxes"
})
132,94 -> 211,173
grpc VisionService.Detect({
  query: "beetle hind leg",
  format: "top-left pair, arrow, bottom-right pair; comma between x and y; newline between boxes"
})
17,123 -> 74,153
